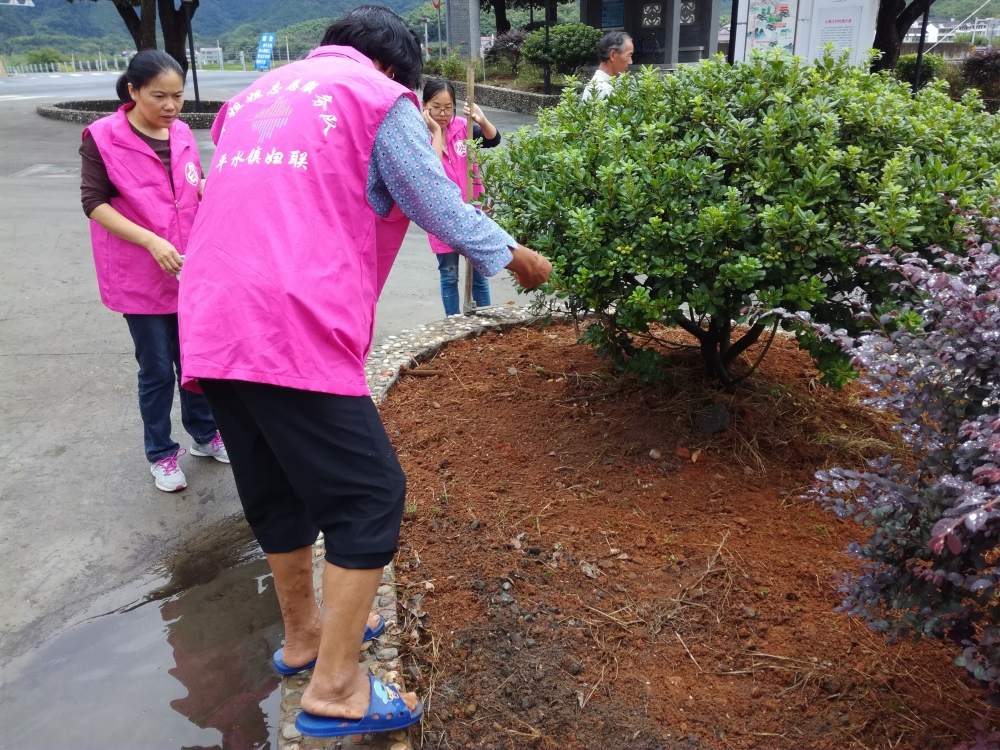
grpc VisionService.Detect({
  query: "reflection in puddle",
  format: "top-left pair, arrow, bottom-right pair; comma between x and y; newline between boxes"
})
0,519 -> 283,750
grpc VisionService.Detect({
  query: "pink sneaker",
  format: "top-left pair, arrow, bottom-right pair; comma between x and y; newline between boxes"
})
151,449 -> 187,492
190,431 -> 229,464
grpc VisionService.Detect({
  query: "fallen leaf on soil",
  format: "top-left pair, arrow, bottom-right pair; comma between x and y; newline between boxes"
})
510,538 -> 522,550
432,401 -> 441,409
422,581 -> 435,590
580,561 -> 599,578
649,448 -> 662,460
691,449 -> 702,463
617,553 -> 630,560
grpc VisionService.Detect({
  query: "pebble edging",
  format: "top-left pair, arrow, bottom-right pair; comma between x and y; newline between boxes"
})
277,304 -> 545,750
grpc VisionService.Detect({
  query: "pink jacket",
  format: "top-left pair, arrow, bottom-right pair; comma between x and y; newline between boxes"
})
84,104 -> 201,314
428,117 -> 483,255
178,46 -> 419,396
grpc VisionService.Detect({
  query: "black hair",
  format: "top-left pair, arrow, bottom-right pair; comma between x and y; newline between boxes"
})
116,50 -> 184,103
597,30 -> 632,63
422,77 -> 456,106
321,5 -> 423,90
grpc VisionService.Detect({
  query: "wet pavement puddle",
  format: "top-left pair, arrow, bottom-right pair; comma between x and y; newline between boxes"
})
0,519 -> 284,749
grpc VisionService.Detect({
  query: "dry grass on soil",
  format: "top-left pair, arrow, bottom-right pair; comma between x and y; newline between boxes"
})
379,322 -> 998,750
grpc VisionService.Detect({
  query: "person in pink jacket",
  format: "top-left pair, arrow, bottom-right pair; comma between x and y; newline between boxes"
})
177,6 -> 551,739
80,50 -> 228,493
422,78 -> 501,315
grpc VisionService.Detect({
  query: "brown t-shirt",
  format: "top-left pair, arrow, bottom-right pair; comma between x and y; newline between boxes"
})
79,123 -> 173,218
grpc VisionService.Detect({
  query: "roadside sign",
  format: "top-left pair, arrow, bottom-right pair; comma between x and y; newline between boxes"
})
431,0 -> 440,8
255,33 -> 276,70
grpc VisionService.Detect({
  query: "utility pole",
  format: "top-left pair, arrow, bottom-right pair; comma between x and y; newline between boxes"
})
543,0 -> 551,93
286,36 -> 290,63
912,1 -> 931,90
433,0 -> 444,58
422,18 -> 430,60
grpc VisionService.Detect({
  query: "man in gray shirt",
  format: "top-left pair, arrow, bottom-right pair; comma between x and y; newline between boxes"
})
583,31 -> 634,100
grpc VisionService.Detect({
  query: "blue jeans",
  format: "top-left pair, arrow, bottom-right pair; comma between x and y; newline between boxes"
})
437,252 -> 490,317
124,313 -> 218,462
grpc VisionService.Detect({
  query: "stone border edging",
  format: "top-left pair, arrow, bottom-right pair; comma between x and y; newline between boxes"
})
36,100 -> 225,128
422,75 -> 559,115
364,305 -> 547,403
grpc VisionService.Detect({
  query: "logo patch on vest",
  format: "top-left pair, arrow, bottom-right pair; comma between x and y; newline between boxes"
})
454,140 -> 468,157
185,162 -> 199,185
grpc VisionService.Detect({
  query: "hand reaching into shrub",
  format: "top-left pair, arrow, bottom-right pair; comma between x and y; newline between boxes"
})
807,202 -> 1000,716
480,49 -> 1000,387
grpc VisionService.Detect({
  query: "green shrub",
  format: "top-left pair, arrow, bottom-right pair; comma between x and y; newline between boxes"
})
522,23 -> 602,76
894,53 -> 947,88
423,57 -> 443,76
941,61 -> 968,99
962,46 -> 1000,99
480,50 -> 1000,387
442,54 -> 467,80
24,48 -> 64,65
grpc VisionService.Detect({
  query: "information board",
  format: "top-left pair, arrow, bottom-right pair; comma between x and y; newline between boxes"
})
255,33 -> 276,70
733,0 -> 876,65
747,0 -> 798,53
812,5 -> 864,56
601,0 -> 625,28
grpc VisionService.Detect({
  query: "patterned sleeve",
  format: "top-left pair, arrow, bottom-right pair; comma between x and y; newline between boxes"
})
367,95 -> 515,277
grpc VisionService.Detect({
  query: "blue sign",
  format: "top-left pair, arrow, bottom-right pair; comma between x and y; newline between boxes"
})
601,0 -> 625,27
255,33 -> 276,70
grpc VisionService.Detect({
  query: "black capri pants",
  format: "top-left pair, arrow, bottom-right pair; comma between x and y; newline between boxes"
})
200,379 -> 406,569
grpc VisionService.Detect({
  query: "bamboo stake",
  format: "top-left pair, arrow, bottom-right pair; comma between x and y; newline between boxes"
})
462,65 -> 476,315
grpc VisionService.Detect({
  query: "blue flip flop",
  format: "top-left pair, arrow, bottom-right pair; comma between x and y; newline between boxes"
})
295,674 -> 422,737
273,615 -> 387,675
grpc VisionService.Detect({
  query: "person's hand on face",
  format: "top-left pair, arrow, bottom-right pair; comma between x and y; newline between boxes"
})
425,90 -> 455,133
422,108 -> 442,139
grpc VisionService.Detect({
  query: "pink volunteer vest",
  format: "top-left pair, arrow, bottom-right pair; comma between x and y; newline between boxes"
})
178,46 -> 419,397
428,117 -> 483,255
84,105 -> 202,314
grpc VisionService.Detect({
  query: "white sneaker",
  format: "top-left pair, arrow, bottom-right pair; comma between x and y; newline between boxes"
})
190,431 -> 230,463
151,449 -> 187,492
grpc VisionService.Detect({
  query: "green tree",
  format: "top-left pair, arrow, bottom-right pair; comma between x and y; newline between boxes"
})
522,22 -> 600,75
481,50 -> 1000,387
64,0 -> 200,76
870,0 -> 934,73
24,47 -> 64,64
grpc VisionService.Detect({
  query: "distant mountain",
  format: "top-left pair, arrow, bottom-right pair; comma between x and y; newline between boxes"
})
0,0 -> 422,55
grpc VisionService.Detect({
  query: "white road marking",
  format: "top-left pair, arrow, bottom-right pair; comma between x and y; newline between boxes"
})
0,95 -> 50,100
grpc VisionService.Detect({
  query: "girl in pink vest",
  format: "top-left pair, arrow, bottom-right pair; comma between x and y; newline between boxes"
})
80,50 -> 227,493
422,79 -> 502,315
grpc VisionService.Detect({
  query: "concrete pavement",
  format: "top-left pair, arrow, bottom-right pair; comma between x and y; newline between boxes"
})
0,71 -> 536,677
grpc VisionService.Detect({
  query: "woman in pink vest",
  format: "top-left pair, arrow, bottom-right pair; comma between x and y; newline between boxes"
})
422,79 -> 501,315
80,50 -> 228,493
178,6 -> 550,738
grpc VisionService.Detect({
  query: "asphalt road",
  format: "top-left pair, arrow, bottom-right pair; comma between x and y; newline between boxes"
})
0,70 -> 536,674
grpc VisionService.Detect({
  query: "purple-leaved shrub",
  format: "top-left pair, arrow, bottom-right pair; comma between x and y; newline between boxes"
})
805,201 -> 1000,715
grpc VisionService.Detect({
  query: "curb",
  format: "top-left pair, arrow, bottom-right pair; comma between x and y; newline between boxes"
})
36,100 -> 225,128
276,304 -> 544,750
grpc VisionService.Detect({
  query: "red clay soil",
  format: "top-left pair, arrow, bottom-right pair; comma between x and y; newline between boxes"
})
379,322 -> 998,750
